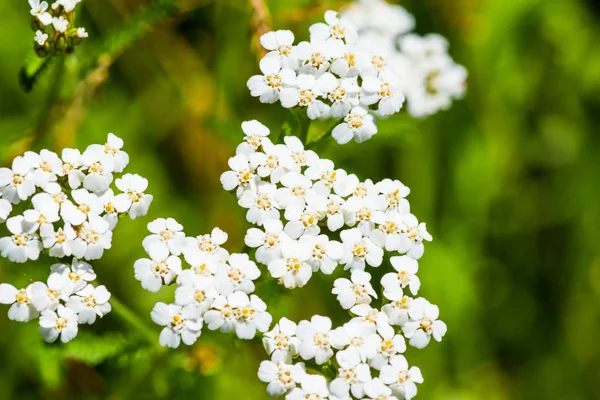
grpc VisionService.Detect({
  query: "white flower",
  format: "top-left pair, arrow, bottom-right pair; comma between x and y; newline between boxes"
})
76,27 -> 88,38
0,283 -> 39,322
88,133 -> 130,173
330,45 -> 367,78
175,276 -> 218,315
263,317 -> 300,363
220,154 -> 257,195
368,330 -> 406,370
369,212 -> 407,252
332,107 -> 377,145
379,355 -> 423,400
80,146 -> 115,193
177,252 -> 219,282
296,39 -> 344,75
98,189 -> 130,229
34,30 -> 49,46
342,193 -> 387,234
351,304 -> 394,338
376,179 -> 410,213
283,206 -> 322,239
0,216 -> 42,263
40,223 -> 77,257
381,256 -> 420,299
0,198 -> 12,222
382,295 -> 413,327
30,273 -> 73,312
0,155 -> 36,204
362,378 -> 399,400
302,234 -> 342,275
330,350 -> 371,399
66,284 -> 111,324
114,173 -> 153,219
143,217 -> 187,256
321,76 -> 360,118
230,292 -> 272,340
342,0 -> 415,39
239,183 -> 281,226
397,214 -> 432,259
151,302 -> 203,348
324,194 -> 345,231
283,136 -> 319,170
39,305 -> 79,343
261,30 -> 299,69
236,120 -> 271,155
258,353 -> 306,397
203,294 -> 238,334
60,188 -> 103,226
71,217 -> 113,260
358,45 -> 392,77
184,227 -> 229,263
296,315 -> 334,365
330,319 -> 378,362
361,70 -> 404,116
28,150 -> 61,189
286,374 -> 330,400
134,245 -> 182,292
304,159 -> 354,197
29,0 -> 52,25
214,253 -> 261,295
250,140 -> 294,184
22,193 -> 60,232
50,258 -> 96,293
276,171 -> 314,209
339,228 -> 383,270
267,240 -> 312,289
56,0 -> 81,12
52,16 -> 68,33
333,270 -> 376,309
402,298 -> 447,349
247,57 -> 296,104
279,74 -> 331,120
245,219 -> 290,265
310,10 -> 358,45
57,148 -> 85,189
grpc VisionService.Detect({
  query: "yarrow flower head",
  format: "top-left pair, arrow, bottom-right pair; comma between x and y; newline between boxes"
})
0,134 -> 152,343
28,0 -> 87,57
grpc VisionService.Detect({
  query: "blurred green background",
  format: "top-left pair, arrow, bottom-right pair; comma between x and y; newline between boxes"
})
1,0 -> 599,399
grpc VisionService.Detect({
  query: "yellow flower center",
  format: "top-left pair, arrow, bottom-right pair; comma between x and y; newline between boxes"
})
266,74 -> 282,88
331,24 -> 345,39
329,86 -> 346,102
170,314 -> 185,330
278,45 -> 292,56
420,317 -> 433,332
264,233 -> 280,247
256,194 -> 272,210
352,241 -> 368,258
343,52 -> 356,67
12,174 -> 24,185
16,290 -> 29,305
286,258 -> 302,272
311,53 -> 325,68
298,89 -> 315,106
346,113 -> 363,129
379,83 -> 393,98
313,332 -> 329,348
425,70 -> 440,94
13,234 -> 29,246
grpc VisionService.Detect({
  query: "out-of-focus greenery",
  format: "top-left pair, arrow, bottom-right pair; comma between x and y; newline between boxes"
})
1,0 -> 599,399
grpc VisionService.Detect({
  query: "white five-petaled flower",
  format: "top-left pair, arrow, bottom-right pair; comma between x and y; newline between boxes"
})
52,16 -> 68,33
333,269 -> 377,309
39,305 -> 79,343
184,227 -> 229,263
267,240 -> 312,289
245,219 -> 290,265
66,284 -> 111,324
296,315 -> 334,365
134,245 -> 182,293
330,349 -> 372,399
151,302 -> 203,348
247,57 -> 296,104
143,217 -> 187,256
381,256 -> 421,299
239,183 -> 281,226
115,173 -> 153,219
40,223 -> 77,257
332,106 -> 378,145
379,355 -> 423,400
0,155 -> 36,204
22,192 -> 60,232
0,216 -> 42,263
30,273 -> 73,312
50,258 -> 96,293
263,317 -> 300,363
339,227 -> 383,270
286,374 -> 330,400
35,30 -> 49,46
214,253 -> 261,295
279,74 -> 331,120
402,298 -> 447,349
309,10 -> 358,46
258,352 -> 306,397
175,276 -> 219,315
261,30 -> 299,70
0,283 -> 39,322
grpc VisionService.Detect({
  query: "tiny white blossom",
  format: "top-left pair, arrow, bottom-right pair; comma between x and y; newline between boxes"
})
263,317 -> 300,363
0,155 -> 37,204
381,256 -> 420,298
30,273 -> 73,312
402,298 -> 447,349
29,0 -> 52,25
114,173 -> 153,219
267,240 -> 312,289
245,219 -> 290,265
50,258 -> 96,293
52,16 -> 68,33
258,353 -> 306,397
66,284 -> 111,324
35,30 -> 49,46
261,30 -> 299,69
333,270 -> 377,309
134,245 -> 182,292
239,183 -> 281,226
143,217 -> 187,256
379,355 -> 423,400
0,283 -> 39,322
0,216 -> 42,263
286,374 -> 330,400
40,223 -> 77,257
339,228 -> 383,270
39,305 -> 79,343
151,302 -> 203,348
296,315 -> 334,365
332,107 -> 377,145
247,57 -> 296,104
214,253 -> 261,295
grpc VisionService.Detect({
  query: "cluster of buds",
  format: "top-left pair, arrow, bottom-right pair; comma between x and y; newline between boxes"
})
29,0 -> 88,57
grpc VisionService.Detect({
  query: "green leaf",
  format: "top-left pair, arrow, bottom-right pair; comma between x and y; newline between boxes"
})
59,332 -> 134,366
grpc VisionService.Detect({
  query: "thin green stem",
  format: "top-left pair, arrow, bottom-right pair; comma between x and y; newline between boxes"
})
110,295 -> 162,348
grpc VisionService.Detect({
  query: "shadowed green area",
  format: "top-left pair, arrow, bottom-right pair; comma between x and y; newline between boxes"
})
0,0 -> 599,399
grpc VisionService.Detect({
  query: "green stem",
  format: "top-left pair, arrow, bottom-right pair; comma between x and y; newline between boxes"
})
19,55 -> 55,93
110,295 -> 162,348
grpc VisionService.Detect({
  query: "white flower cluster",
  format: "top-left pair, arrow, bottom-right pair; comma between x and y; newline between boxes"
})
29,0 -> 88,56
136,220 -> 273,348
220,121 -> 446,399
342,0 -> 467,118
0,133 -> 150,343
247,11 -> 406,145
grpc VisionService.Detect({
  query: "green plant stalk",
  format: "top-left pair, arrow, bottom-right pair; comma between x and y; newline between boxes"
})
109,295 -> 162,348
